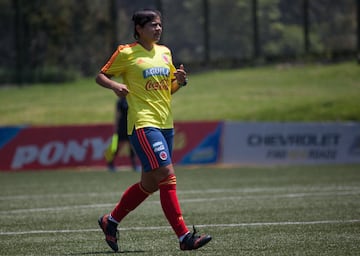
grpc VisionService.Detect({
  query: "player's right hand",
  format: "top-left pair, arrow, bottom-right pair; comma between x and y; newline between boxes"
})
112,83 -> 129,97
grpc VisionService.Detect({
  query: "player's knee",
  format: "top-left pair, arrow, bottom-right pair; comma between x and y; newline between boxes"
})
158,174 -> 176,189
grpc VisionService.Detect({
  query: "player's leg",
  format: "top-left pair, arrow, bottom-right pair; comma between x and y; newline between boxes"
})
99,128 -> 162,246
137,128 -> 212,250
98,129 -> 154,252
99,127 -> 211,252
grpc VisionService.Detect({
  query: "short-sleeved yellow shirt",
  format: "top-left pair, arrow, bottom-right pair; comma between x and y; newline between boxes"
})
101,43 -> 176,135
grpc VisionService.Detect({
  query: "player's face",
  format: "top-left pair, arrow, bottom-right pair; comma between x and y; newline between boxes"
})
138,17 -> 162,43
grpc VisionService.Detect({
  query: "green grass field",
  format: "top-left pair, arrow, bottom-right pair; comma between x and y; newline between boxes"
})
1,165 -> 360,255
1,62 -> 359,255
0,61 -> 359,125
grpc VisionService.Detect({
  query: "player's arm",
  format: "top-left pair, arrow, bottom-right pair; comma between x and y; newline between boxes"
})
95,72 -> 129,98
171,79 -> 181,94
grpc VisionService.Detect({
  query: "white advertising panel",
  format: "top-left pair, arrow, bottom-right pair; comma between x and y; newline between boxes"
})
223,122 -> 360,165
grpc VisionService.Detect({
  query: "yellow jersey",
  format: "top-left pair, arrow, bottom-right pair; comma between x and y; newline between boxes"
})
101,43 -> 177,135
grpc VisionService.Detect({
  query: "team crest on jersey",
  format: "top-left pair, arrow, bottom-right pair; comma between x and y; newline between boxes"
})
162,54 -> 169,64
159,151 -> 168,161
136,58 -> 145,65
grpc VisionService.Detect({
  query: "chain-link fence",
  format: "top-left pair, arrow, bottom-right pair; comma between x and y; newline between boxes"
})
1,0 -> 358,84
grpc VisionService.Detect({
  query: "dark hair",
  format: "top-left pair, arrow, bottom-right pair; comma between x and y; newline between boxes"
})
132,9 -> 161,40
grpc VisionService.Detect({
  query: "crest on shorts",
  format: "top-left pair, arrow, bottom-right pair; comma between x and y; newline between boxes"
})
159,151 -> 168,160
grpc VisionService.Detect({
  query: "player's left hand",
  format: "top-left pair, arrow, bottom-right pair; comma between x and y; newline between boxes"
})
174,64 -> 187,86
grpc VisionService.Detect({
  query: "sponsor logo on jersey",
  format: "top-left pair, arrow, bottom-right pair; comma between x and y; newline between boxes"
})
143,67 -> 170,79
145,79 -> 169,91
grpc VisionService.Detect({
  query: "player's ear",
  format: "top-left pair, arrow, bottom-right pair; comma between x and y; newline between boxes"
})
135,25 -> 142,35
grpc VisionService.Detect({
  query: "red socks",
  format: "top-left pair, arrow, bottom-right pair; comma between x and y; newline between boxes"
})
110,182 -> 151,223
159,175 -> 189,237
110,175 -> 189,239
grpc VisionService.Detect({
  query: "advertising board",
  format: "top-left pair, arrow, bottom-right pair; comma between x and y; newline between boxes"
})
0,122 -> 222,171
222,122 -> 360,165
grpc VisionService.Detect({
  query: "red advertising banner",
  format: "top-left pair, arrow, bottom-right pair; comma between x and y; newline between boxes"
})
0,122 -> 222,171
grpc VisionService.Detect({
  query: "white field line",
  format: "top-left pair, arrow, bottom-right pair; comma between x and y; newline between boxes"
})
0,185 -> 358,201
1,219 -> 359,236
0,190 -> 359,214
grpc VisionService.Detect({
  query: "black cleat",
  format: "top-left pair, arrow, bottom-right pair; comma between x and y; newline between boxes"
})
98,214 -> 119,252
180,226 -> 212,251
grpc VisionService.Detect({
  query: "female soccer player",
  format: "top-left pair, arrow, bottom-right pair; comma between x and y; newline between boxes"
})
95,9 -> 211,252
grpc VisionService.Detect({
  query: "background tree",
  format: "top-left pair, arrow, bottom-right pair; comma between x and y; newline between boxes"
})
0,0 -> 357,85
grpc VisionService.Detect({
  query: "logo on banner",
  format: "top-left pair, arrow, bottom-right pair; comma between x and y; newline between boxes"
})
247,132 -> 340,160
349,136 -> 360,155
10,138 -> 109,169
